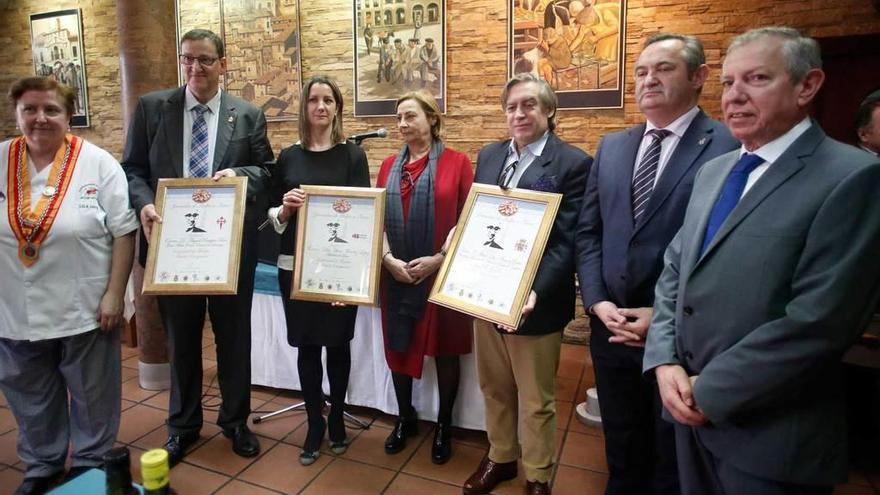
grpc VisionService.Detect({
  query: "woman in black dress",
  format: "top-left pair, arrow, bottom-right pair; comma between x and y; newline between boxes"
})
269,76 -> 370,465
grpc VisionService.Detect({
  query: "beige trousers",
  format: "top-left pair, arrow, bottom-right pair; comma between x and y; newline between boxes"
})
473,319 -> 562,483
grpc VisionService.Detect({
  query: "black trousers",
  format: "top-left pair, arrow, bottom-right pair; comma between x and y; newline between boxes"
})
158,229 -> 257,434
590,316 -> 679,495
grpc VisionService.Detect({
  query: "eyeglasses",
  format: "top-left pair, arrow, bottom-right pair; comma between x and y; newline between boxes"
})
400,170 -> 415,196
179,54 -> 219,67
498,160 -> 518,190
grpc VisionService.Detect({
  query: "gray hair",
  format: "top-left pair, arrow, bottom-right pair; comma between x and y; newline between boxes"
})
644,33 -> 706,77
501,73 -> 558,131
728,27 -> 822,82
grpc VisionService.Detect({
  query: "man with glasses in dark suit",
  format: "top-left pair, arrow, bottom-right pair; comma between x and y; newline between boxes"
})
122,28 -> 273,466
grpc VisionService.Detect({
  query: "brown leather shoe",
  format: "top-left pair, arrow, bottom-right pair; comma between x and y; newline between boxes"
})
525,480 -> 551,495
462,456 -> 517,494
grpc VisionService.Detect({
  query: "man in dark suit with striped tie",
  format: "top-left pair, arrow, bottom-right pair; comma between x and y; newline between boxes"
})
575,33 -> 737,494
122,29 -> 273,466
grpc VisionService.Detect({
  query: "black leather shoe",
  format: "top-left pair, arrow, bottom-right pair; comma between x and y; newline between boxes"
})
526,480 -> 551,495
431,423 -> 452,464
13,472 -> 63,495
384,412 -> 418,454
223,424 -> 260,458
163,431 -> 200,467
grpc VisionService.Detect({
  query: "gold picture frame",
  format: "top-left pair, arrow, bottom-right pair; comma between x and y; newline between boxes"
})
292,185 -> 386,305
429,184 -> 561,328
143,177 -> 247,295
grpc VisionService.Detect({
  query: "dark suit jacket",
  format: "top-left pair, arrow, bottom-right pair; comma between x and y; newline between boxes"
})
122,87 -> 274,265
643,123 -> 880,485
475,133 -> 592,335
576,111 -> 738,315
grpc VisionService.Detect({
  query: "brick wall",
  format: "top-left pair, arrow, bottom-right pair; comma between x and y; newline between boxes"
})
1,0 -> 878,165
0,0 -> 124,155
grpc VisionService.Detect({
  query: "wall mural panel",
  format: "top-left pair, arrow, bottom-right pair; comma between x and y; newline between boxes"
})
179,0 -> 303,122
353,0 -> 446,116
509,0 -> 626,109
30,9 -> 90,127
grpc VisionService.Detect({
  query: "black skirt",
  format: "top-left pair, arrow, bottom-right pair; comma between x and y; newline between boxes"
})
277,268 -> 358,347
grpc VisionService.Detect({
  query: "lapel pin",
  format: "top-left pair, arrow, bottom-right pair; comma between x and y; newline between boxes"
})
228,116 -> 234,123
698,137 -> 707,146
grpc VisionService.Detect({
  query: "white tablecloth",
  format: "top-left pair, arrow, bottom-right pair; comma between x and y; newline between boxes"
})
250,293 -> 487,430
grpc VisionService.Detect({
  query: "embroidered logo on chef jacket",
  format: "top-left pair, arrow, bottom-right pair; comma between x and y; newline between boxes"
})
78,183 -> 99,209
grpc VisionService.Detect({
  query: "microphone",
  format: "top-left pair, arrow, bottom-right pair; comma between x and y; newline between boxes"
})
347,128 -> 388,144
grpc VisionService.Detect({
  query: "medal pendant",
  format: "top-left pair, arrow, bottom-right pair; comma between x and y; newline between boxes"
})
42,186 -> 57,197
21,243 -> 39,262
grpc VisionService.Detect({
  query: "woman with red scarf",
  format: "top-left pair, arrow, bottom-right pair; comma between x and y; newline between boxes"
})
377,90 -> 473,465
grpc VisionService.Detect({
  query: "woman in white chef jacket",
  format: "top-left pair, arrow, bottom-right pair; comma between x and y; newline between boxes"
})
0,76 -> 138,495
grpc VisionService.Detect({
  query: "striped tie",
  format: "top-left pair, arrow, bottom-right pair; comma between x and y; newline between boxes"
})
632,129 -> 671,222
189,104 -> 210,178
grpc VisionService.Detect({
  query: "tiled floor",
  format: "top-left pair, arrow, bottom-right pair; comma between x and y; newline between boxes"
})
0,338 -> 878,494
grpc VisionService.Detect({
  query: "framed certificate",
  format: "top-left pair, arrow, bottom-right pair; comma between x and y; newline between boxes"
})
143,177 -> 247,295
292,185 -> 386,305
429,184 -> 561,328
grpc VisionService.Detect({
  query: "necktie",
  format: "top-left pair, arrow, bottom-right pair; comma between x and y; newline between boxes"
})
632,129 -> 672,222
498,160 -> 519,189
189,104 -> 210,178
700,153 -> 765,255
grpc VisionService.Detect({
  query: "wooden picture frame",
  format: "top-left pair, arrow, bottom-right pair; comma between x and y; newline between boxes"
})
143,177 -> 247,295
292,185 -> 386,305
429,184 -> 561,328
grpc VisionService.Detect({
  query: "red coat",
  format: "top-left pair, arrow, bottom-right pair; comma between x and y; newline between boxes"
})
377,147 -> 475,378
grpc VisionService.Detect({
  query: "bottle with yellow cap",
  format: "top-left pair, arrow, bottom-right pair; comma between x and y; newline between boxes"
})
140,449 -> 177,495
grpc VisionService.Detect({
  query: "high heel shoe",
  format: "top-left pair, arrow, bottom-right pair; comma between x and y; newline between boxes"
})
384,408 -> 418,454
300,416 -> 326,466
328,406 -> 349,454
299,449 -> 320,466
431,422 -> 452,464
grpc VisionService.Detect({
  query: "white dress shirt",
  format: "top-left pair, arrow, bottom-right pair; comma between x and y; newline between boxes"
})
0,139 -> 139,340
504,131 -> 551,188
635,106 -> 701,186
182,87 -> 222,177
739,118 -> 812,198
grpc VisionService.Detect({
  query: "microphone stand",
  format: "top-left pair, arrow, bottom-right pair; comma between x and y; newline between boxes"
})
253,394 -> 370,429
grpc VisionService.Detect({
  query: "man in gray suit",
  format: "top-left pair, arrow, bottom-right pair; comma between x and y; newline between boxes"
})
122,29 -> 274,465
576,33 -> 737,495
643,27 -> 880,494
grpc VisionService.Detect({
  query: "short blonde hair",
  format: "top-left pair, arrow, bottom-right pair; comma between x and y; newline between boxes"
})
396,90 -> 442,141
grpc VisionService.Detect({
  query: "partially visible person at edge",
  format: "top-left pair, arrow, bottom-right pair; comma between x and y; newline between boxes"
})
267,76 -> 370,466
0,76 -> 138,495
855,89 -> 880,156
376,90 -> 474,465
